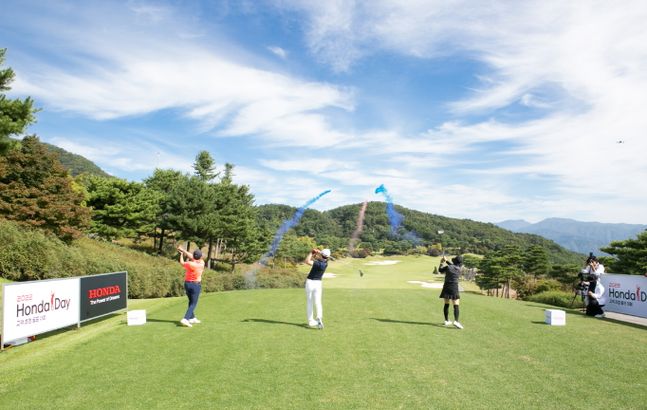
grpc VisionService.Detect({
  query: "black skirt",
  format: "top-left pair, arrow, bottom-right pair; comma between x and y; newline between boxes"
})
440,284 -> 460,300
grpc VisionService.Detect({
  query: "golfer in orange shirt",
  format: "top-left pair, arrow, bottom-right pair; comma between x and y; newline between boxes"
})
177,246 -> 205,327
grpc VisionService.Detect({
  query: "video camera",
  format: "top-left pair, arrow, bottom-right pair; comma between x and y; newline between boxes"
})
574,272 -> 589,292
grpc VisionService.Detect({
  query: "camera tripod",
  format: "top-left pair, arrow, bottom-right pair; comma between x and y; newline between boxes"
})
570,281 -> 587,312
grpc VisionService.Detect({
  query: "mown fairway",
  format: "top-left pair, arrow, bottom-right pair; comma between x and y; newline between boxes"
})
1,256 -> 646,409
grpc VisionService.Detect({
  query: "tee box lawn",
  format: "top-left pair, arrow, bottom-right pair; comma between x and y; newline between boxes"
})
1,255 -> 645,409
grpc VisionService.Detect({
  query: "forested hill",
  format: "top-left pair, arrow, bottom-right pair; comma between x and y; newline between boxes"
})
42,142 -> 111,177
257,202 -> 584,265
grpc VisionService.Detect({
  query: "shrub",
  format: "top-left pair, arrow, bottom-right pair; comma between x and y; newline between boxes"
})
535,279 -> 563,294
516,277 -> 567,300
349,248 -> 371,258
75,238 -> 180,298
0,220 -> 86,280
526,290 -> 583,309
403,246 -> 425,255
0,220 -> 306,299
256,267 -> 305,289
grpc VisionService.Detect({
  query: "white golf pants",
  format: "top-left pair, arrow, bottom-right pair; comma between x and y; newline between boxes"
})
305,279 -> 323,323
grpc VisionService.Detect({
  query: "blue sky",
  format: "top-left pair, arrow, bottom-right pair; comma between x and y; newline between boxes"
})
2,0 -> 646,224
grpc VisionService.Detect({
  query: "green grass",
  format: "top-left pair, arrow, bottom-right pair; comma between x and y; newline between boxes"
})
1,256 -> 646,409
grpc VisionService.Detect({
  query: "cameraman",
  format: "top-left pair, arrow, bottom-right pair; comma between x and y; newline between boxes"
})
581,254 -> 605,280
584,274 -> 607,318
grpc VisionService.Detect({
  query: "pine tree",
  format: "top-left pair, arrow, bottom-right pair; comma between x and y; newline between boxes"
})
77,174 -> 161,240
0,48 -> 36,154
222,163 -> 234,183
524,245 -> 551,277
601,231 -> 647,275
212,180 -> 262,270
193,150 -> 219,182
163,174 -> 215,247
477,245 -> 525,298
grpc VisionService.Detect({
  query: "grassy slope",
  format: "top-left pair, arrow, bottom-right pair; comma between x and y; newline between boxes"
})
1,256 -> 645,409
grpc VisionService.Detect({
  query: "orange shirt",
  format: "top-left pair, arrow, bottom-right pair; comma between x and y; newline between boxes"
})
183,259 -> 205,282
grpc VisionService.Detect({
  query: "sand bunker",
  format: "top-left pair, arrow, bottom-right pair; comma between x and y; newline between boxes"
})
407,280 -> 443,289
323,273 -> 337,278
408,281 -> 464,291
364,260 -> 401,266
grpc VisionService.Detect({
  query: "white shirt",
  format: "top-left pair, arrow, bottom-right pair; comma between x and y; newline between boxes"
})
587,281 -> 607,305
581,263 -> 605,279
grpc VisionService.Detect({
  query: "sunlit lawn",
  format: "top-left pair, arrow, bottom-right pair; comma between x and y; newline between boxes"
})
1,256 -> 645,409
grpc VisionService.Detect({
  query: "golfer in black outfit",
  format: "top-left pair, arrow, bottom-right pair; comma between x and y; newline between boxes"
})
305,248 -> 330,329
439,255 -> 464,329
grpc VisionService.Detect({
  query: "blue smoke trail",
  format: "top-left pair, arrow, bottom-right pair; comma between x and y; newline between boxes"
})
374,184 -> 422,244
374,184 -> 404,235
259,189 -> 332,265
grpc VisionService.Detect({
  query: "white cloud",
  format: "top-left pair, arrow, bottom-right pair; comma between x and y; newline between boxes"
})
267,46 -> 288,59
129,4 -> 171,23
259,158 -> 353,173
277,0 -> 647,223
9,5 -> 355,150
233,165 -> 337,209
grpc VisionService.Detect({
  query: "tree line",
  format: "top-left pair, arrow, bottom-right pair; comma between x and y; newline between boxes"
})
2,47 -> 646,284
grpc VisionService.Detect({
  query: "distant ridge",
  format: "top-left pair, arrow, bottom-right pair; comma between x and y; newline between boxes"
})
42,141 -> 111,178
497,219 -> 532,231
496,217 -> 647,255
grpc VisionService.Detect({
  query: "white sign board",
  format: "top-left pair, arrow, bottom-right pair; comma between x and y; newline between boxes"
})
600,274 -> 647,318
2,278 -> 80,343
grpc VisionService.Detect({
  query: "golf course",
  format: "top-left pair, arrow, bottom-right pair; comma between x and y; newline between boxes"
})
1,255 -> 645,409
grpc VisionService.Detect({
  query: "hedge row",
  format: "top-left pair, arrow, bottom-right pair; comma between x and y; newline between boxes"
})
526,290 -> 583,309
0,220 -> 305,298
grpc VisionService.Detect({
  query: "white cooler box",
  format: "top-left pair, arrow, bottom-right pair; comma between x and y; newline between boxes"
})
127,309 -> 147,326
544,309 -> 565,326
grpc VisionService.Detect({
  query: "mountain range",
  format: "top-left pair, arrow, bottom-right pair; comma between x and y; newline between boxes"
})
496,218 -> 647,255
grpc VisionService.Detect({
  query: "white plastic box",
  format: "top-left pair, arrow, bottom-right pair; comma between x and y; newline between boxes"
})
544,309 -> 565,326
127,309 -> 147,326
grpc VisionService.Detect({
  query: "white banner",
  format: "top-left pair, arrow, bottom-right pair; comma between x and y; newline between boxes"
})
600,274 -> 647,318
2,278 -> 80,343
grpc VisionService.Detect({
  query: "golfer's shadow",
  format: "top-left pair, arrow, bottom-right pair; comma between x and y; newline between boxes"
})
371,318 -> 445,328
146,318 -> 186,327
242,318 -> 308,328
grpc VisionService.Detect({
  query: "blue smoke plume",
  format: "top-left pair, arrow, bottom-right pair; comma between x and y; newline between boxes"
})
259,189 -> 332,265
374,184 -> 421,244
374,184 -> 404,235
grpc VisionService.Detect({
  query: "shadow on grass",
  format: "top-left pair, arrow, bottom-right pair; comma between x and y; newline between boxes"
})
242,318 -> 309,329
2,313 -> 124,348
573,313 -> 647,330
370,318 -> 446,328
531,314 -> 646,330
146,318 -> 183,327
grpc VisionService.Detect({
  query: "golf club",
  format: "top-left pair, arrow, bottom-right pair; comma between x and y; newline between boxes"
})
438,229 -> 445,257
